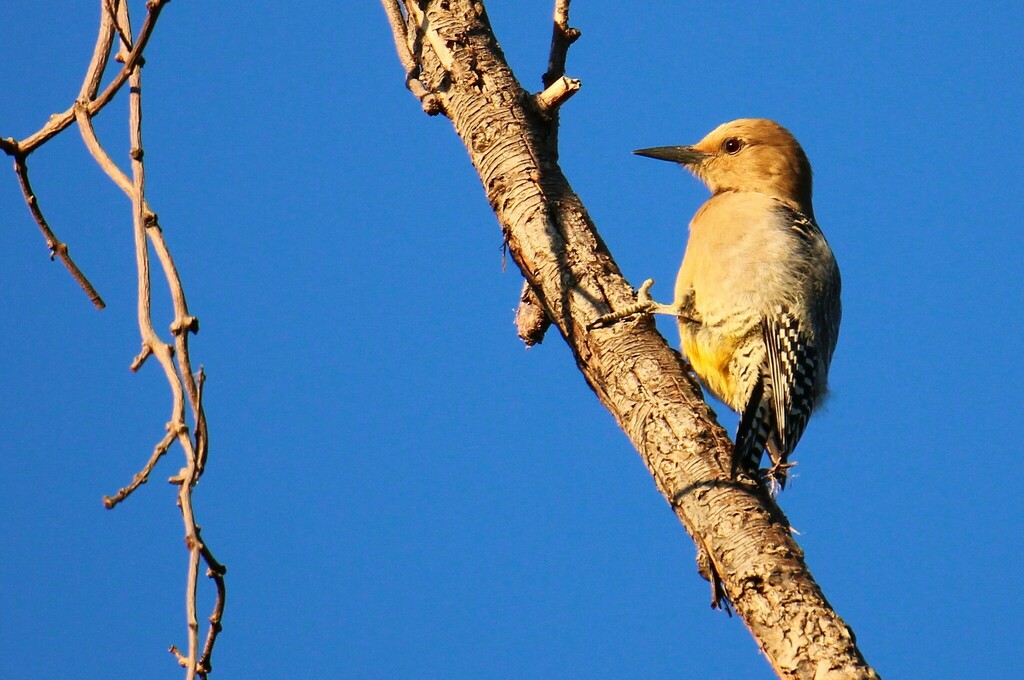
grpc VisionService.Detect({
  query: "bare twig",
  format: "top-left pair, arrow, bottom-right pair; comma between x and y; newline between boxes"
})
123,37 -> 209,679
5,2 -> 225,676
12,0 -> 168,155
169,645 -> 189,669
149,223 -> 206,471
78,0 -> 118,100
196,523 -> 227,679
542,0 -> 581,87
0,0 -> 147,307
10,154 -> 106,309
102,425 -> 180,509
75,103 -> 133,196
110,0 -> 134,57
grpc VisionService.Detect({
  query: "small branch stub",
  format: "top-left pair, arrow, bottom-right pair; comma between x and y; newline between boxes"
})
515,280 -> 551,346
171,315 -> 200,336
534,76 -> 581,114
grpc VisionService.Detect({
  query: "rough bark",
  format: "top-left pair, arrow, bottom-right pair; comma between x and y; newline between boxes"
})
385,2 -> 880,678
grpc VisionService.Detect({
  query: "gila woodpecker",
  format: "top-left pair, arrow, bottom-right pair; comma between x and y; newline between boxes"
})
595,119 -> 841,489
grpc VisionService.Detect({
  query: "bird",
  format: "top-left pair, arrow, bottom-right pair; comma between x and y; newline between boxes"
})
593,119 -> 841,489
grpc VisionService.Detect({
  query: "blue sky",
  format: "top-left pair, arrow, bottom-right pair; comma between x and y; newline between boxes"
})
2,2 -> 1022,678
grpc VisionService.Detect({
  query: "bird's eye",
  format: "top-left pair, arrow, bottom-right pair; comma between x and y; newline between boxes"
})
723,138 -> 743,155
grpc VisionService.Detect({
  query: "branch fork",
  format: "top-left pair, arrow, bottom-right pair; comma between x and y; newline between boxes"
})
5,2 -> 225,677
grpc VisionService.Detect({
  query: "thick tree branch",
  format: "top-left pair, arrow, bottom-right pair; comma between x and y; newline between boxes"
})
383,2 -> 879,678
514,0 -> 583,344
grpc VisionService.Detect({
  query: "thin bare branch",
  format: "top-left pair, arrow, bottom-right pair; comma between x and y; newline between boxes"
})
125,49 -> 207,680
14,0 -> 168,155
11,154 -> 106,309
78,0 -> 118,100
177,472 -> 203,680
542,0 -> 581,87
8,3 -> 225,676
169,645 -> 189,669
75,104 -> 133,195
196,521 -> 227,679
148,222 -> 206,471
102,425 -> 181,509
111,0 -> 134,57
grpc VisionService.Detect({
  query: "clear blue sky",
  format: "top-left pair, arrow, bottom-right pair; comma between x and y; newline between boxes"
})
2,2 -> 1021,678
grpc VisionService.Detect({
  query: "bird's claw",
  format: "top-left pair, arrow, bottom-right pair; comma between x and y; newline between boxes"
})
764,460 -> 796,495
636,278 -> 657,302
588,278 -> 659,330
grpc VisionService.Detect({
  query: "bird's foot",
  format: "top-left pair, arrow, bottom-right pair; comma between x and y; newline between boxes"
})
588,279 -> 670,329
763,460 -> 797,495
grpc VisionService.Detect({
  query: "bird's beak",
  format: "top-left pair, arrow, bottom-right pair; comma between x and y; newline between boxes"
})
633,146 -> 707,168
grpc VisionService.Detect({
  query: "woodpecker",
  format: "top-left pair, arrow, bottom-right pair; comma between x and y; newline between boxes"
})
595,119 -> 841,489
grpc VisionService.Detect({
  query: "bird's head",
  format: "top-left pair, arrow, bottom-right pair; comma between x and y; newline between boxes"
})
635,118 -> 813,209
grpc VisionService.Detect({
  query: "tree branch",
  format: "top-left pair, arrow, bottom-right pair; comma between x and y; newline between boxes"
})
5,2 -> 224,676
534,75 -> 581,115
513,0 -> 584,344
8,0 -> 168,156
542,0 -> 581,88
383,2 -> 879,678
122,23 -> 217,678
9,154 -> 106,309
381,0 -> 442,114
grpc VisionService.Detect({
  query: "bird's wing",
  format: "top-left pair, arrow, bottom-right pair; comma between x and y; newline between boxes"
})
732,373 -> 771,478
762,306 -> 819,459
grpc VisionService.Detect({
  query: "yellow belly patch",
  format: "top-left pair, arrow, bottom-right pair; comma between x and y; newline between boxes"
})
681,335 -> 738,407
